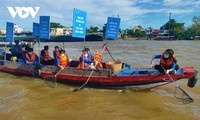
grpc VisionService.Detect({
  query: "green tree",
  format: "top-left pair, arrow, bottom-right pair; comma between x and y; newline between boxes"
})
160,19 -> 184,38
0,31 -> 2,34
126,29 -> 134,37
189,16 -> 200,36
102,24 -> 107,37
192,16 -> 200,24
91,26 -> 99,33
137,25 -> 143,30
86,28 -> 92,33
50,22 -> 65,28
133,29 -> 146,37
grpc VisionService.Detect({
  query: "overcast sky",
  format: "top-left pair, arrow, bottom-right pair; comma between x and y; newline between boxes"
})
0,0 -> 200,31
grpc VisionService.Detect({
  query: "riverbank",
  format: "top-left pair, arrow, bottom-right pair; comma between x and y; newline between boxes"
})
119,37 -> 200,41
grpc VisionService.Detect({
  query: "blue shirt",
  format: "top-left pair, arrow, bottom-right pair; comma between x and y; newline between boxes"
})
11,45 -> 23,54
79,53 -> 94,65
56,57 -> 60,66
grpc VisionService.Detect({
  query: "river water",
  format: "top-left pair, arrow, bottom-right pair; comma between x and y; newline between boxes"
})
0,40 -> 200,120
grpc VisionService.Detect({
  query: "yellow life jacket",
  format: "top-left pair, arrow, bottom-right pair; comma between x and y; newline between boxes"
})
94,51 -> 103,68
59,54 -> 68,67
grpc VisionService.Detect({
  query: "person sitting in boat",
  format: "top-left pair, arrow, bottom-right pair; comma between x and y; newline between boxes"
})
56,49 -> 70,69
9,40 -> 23,59
94,51 -> 103,69
53,46 -> 60,59
40,45 -> 54,65
151,49 -> 179,74
77,47 -> 94,69
22,46 -> 30,58
25,48 -> 39,64
53,46 -> 60,64
86,48 -> 94,60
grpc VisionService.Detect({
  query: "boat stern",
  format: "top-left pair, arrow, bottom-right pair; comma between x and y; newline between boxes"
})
182,67 -> 196,79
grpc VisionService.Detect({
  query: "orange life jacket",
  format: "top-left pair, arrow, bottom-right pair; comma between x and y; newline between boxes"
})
41,50 -> 50,61
94,51 -> 103,68
160,52 -> 175,69
26,53 -> 36,62
59,55 -> 68,67
77,62 -> 88,69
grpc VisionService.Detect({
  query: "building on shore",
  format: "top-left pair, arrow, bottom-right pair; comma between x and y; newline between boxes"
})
0,29 -> 6,34
14,24 -> 24,33
50,27 -> 72,35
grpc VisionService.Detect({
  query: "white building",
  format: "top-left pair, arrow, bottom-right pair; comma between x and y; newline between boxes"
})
0,29 -> 6,34
14,24 -> 24,33
50,27 -> 72,35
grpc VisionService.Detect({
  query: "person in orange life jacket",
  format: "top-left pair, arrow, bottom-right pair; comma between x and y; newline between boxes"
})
93,51 -> 103,69
151,49 -> 179,74
77,48 -> 94,69
56,50 -> 69,69
25,48 -> 39,64
40,45 -> 54,65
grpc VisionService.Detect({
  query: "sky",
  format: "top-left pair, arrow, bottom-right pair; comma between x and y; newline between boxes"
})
0,0 -> 200,31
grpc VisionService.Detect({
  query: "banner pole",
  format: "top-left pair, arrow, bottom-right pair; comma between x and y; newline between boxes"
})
38,37 -> 41,64
82,37 -> 85,69
4,42 -> 7,61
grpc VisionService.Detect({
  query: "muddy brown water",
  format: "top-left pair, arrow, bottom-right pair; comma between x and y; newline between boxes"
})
0,40 -> 200,120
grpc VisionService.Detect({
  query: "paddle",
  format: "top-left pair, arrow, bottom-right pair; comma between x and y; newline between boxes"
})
73,43 -> 107,92
152,58 -> 193,104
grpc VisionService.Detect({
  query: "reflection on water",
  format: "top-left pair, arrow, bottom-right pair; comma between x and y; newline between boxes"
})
0,40 -> 200,120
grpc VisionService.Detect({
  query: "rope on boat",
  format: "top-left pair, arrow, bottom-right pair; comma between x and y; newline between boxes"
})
105,44 -> 116,62
73,43 -> 107,91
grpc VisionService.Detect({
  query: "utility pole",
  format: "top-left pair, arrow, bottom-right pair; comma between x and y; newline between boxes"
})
150,26 -> 152,40
169,12 -> 171,39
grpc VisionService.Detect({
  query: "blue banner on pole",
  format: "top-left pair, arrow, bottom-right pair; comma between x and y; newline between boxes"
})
39,16 -> 50,39
105,17 -> 121,40
72,8 -> 87,39
6,22 -> 14,42
33,22 -> 40,37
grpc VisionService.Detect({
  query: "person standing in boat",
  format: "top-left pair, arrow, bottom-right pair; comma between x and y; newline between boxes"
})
10,40 -> 23,59
56,50 -> 70,69
77,47 -> 94,69
151,49 -> 179,74
40,45 -> 54,65
25,48 -> 39,64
